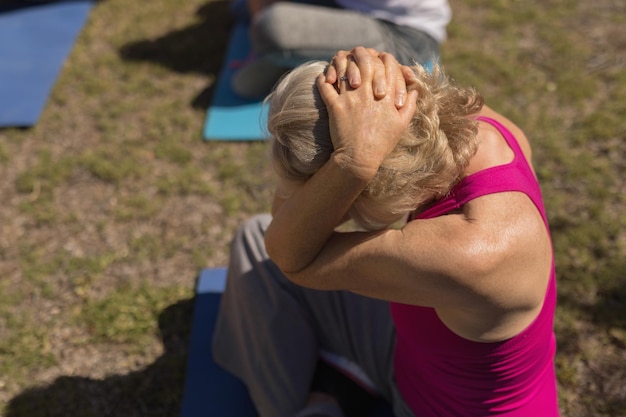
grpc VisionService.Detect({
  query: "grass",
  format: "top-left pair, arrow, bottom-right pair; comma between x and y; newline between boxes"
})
79,284 -> 189,349
0,0 -> 624,416
445,4 -> 626,415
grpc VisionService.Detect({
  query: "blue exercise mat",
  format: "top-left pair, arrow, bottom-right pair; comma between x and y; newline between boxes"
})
202,22 -> 269,141
181,267 -> 395,417
180,267 -> 257,417
0,0 -> 94,128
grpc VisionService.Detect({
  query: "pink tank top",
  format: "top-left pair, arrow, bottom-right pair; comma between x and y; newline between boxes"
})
390,116 -> 560,416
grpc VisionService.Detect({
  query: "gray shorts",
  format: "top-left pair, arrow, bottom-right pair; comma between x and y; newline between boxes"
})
212,214 -> 415,417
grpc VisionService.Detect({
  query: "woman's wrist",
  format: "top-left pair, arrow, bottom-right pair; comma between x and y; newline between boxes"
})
330,149 -> 381,184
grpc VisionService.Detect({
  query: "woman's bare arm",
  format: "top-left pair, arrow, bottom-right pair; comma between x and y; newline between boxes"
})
264,48 -> 551,341
265,48 -> 417,273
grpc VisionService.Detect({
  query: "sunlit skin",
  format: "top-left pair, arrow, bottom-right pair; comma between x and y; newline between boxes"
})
265,47 -> 552,344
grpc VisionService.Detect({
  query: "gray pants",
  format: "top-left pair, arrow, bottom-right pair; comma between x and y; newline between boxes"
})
212,214 -> 415,417
251,2 -> 440,67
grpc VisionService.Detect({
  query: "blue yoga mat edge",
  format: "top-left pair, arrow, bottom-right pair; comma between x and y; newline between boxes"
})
0,0 -> 95,127
180,267 -> 257,417
203,22 -> 269,141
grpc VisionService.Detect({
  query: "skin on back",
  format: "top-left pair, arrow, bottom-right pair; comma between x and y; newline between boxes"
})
407,105 -> 552,342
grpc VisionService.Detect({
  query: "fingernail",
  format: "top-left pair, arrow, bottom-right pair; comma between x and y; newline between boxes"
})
397,91 -> 406,106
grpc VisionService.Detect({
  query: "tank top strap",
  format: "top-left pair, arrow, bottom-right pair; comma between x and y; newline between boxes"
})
413,116 -> 547,224
475,116 -> 527,157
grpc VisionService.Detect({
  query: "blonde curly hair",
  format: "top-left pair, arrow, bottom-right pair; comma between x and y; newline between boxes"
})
267,60 -> 484,230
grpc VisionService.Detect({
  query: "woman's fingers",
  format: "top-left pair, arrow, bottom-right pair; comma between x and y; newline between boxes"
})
327,47 -> 383,92
398,89 -> 418,123
350,47 -> 385,97
401,65 -> 419,89
378,52 -> 409,108
317,73 -> 339,109
327,51 -> 363,89
325,48 -> 416,109
345,55 -> 361,88
325,52 -> 340,84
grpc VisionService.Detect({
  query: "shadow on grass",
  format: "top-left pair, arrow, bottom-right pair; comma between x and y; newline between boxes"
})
5,299 -> 194,417
118,0 -> 235,109
557,285 -> 626,360
588,280 -> 626,333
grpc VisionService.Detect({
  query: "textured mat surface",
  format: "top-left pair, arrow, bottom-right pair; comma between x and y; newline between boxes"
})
0,1 -> 94,127
180,268 -> 257,417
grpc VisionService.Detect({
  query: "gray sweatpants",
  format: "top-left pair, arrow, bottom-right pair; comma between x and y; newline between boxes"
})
251,2 -> 440,67
212,214 -> 415,417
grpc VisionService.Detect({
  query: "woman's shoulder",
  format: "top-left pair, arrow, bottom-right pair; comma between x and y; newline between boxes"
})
463,106 -> 534,176
478,106 -> 533,158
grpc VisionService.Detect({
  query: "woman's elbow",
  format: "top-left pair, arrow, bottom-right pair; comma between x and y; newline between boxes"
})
264,231 -> 309,280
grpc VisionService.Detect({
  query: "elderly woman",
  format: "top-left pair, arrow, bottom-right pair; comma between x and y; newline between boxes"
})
212,48 -> 560,417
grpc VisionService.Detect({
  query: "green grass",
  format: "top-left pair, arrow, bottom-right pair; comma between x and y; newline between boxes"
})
0,0 -> 623,416
443,1 -> 625,414
79,284 -> 189,349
